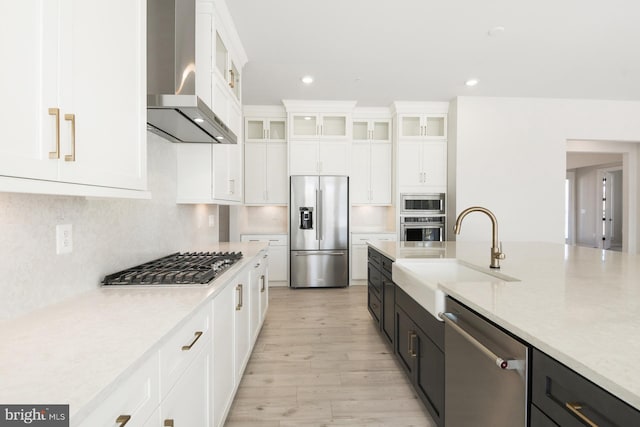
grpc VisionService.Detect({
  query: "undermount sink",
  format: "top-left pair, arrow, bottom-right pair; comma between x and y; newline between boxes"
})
392,259 -> 519,320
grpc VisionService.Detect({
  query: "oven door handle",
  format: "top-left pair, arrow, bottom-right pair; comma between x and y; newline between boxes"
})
439,312 -> 524,371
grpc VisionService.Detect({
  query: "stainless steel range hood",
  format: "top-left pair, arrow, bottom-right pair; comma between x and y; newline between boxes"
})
147,0 -> 237,144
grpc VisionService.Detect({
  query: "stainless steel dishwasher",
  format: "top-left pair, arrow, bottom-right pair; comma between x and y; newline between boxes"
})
440,297 -> 529,427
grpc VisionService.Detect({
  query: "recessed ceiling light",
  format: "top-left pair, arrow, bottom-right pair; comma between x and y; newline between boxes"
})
488,26 -> 505,36
217,136 -> 224,140
465,79 -> 479,87
301,76 -> 314,84
194,117 -> 204,123
303,116 -> 312,121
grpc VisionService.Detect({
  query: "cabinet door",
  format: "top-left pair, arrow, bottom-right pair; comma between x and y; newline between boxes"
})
372,120 -> 391,142
399,115 -> 423,138
422,142 -> 447,188
161,342 -> 211,427
319,141 -> 349,175
244,142 -> 266,204
257,252 -> 269,323
176,144 -> 213,203
381,278 -> 395,345
249,260 -> 262,341
291,114 -> 319,139
320,114 -> 348,139
268,245 -> 288,282
350,142 -> 371,204
212,282 -> 235,427
265,142 -> 288,204
370,142 -> 392,204
58,0 -> 146,191
267,119 -> 287,142
289,140 -> 318,175
352,120 -> 370,141
234,274 -> 251,379
0,1 -> 59,182
351,245 -> 368,280
415,328 -> 445,426
395,306 -> 416,377
212,145 -> 234,202
398,141 -> 423,189
246,119 -> 267,142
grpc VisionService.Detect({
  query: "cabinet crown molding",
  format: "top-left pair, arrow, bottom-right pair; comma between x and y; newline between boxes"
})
243,105 -> 286,117
353,107 -> 392,119
282,100 -> 357,113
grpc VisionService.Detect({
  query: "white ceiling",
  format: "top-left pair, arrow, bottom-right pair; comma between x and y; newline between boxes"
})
226,0 -> 640,106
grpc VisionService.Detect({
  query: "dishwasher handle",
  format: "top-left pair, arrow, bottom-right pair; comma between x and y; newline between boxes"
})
439,312 -> 524,371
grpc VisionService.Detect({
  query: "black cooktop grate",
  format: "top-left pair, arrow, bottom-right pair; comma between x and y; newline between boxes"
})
102,251 -> 243,286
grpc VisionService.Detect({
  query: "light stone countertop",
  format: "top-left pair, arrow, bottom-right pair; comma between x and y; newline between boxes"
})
368,240 -> 640,410
0,242 -> 267,422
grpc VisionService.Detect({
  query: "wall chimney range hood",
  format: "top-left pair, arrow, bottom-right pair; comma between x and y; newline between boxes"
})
147,0 -> 237,144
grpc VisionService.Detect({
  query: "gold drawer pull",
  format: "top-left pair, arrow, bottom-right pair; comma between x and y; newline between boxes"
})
164,420 -> 174,427
48,108 -> 60,159
260,275 -> 266,292
64,113 -> 76,162
116,415 -> 131,426
181,331 -> 203,351
236,284 -> 243,310
565,402 -> 599,427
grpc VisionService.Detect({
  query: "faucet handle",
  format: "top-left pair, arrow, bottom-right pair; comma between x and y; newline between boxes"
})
496,242 -> 506,260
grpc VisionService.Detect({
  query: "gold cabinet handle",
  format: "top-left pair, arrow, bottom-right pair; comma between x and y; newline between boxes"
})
164,420 -> 174,427
229,69 -> 235,88
408,331 -> 417,357
181,331 -> 203,351
48,108 -> 60,159
116,415 -> 131,426
236,284 -> 243,310
260,274 -> 265,292
565,402 -> 599,427
64,113 -> 76,162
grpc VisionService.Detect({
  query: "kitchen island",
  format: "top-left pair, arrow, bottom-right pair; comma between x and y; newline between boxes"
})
0,241 -> 268,426
368,240 -> 640,413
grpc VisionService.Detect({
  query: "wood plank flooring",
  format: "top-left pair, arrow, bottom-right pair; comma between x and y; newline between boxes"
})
224,286 -> 436,427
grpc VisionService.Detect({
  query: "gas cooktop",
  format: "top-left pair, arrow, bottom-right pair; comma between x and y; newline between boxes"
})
101,251 -> 243,286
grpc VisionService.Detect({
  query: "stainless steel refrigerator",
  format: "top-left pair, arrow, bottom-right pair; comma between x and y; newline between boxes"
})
290,176 -> 349,288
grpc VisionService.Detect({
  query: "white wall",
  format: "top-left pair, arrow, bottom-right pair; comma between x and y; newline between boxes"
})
449,97 -> 640,251
0,134 -> 221,320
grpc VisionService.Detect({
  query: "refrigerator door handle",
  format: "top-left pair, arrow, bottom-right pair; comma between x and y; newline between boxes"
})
315,189 -> 319,240
318,188 -> 323,241
294,252 -> 346,256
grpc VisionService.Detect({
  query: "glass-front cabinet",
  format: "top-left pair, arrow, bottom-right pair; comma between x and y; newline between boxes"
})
290,114 -> 349,140
352,119 -> 390,142
399,114 -> 446,139
245,119 -> 286,142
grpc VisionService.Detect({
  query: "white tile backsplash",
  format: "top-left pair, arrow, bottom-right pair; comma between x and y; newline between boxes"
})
0,134 -> 220,320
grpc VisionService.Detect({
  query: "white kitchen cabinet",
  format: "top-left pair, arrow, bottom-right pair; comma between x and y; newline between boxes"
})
259,251 -> 269,323
0,0 -> 147,197
160,334 -> 211,427
176,143 -> 242,204
77,353 -> 160,427
289,140 -> 350,175
241,235 -> 288,283
398,114 -> 446,139
245,118 -> 286,142
353,119 -> 391,143
244,115 -> 287,205
397,141 -> 447,193
351,142 -> 392,205
351,233 -> 396,281
249,250 -> 268,341
290,114 -> 350,140
234,270 -> 251,381
212,278 -> 236,427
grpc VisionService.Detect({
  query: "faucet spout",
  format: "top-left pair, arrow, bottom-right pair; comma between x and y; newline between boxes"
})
454,206 -> 505,269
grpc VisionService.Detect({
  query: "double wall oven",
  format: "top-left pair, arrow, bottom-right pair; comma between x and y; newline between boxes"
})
400,193 -> 446,242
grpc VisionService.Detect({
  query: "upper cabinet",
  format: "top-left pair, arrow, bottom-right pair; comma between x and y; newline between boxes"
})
244,106 -> 288,205
351,109 -> 392,205
398,114 -> 447,139
283,100 -> 356,176
393,102 -> 449,193
0,0 -> 147,198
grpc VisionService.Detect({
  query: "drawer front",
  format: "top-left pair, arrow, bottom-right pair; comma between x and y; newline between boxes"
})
530,404 -> 559,427
381,255 -> 393,277
77,352 -> 160,427
532,349 -> 640,426
367,262 -> 382,296
160,303 -> 211,397
368,290 -> 381,324
367,247 -> 382,268
240,234 -> 287,246
396,286 -> 443,351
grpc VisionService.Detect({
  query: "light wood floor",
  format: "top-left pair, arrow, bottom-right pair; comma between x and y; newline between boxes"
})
224,285 -> 436,427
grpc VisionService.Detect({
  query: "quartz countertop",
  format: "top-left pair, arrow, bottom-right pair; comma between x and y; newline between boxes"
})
0,242 -> 267,422
368,240 -> 640,410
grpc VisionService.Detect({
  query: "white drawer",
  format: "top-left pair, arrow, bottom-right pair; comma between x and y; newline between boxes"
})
241,234 -> 287,246
77,352 -> 160,427
159,303 -> 211,397
352,233 -> 397,245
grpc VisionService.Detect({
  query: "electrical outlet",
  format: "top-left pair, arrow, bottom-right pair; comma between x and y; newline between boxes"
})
56,224 -> 73,254
208,215 -> 216,227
